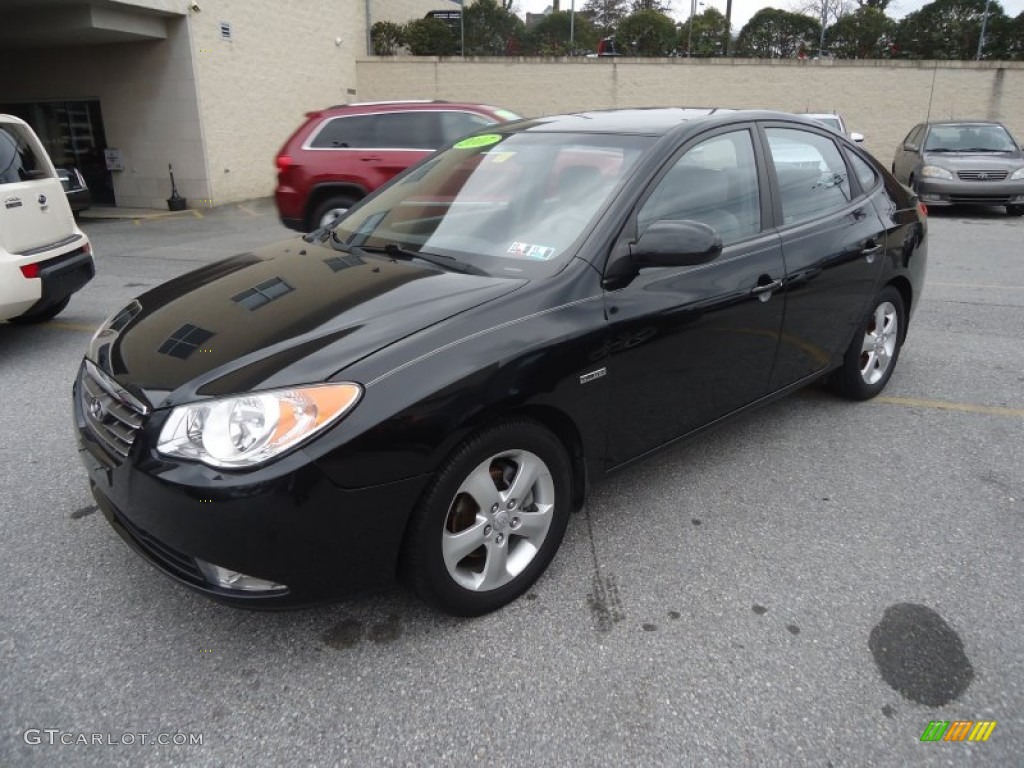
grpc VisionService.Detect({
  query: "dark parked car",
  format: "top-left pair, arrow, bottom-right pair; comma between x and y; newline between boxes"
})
75,109 -> 927,615
274,100 -> 520,231
56,166 -> 92,214
892,120 -> 1024,215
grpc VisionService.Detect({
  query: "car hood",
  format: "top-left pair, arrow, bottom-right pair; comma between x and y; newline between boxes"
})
88,238 -> 525,409
923,150 -> 1024,170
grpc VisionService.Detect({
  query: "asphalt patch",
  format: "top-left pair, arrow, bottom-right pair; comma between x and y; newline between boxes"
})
868,603 -> 974,706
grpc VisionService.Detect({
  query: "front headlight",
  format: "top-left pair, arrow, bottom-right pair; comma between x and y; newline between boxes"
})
157,383 -> 362,468
1010,168 -> 1024,180
921,165 -> 953,180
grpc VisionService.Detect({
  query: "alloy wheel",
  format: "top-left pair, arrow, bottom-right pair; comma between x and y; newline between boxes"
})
860,301 -> 899,385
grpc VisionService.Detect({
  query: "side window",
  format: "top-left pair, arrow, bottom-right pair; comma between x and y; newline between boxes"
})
375,112 -> 444,150
0,124 -> 49,184
637,129 -> 761,245
440,111 -> 495,145
766,127 -> 851,226
848,152 -> 878,192
310,115 -> 378,149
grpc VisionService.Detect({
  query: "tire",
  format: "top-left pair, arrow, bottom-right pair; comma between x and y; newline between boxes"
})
402,420 -> 573,616
7,296 -> 71,325
310,194 -> 358,231
1007,204 -> 1024,217
830,286 -> 906,401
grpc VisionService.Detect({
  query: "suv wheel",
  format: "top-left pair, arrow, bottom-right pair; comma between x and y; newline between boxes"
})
311,195 -> 358,230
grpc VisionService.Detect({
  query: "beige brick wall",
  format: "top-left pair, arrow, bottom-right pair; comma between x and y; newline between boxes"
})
356,58 -> 1024,163
191,0 -> 365,207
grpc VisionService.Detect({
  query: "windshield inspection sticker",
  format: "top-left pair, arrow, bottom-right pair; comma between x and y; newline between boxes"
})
508,242 -> 556,260
454,134 -> 503,149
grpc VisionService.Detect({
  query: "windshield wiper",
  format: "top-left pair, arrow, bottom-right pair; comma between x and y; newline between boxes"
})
960,147 -> 1010,152
926,147 -> 955,152
354,243 -> 488,276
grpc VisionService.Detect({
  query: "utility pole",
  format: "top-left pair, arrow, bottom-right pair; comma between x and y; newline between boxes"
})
724,0 -> 732,56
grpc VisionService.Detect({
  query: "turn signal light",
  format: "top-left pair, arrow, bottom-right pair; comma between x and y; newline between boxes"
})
917,201 -> 928,217
20,263 -> 40,279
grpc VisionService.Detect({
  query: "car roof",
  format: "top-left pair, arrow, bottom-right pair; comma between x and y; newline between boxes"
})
926,120 -> 1004,127
800,112 -> 842,119
501,108 -> 823,136
318,100 -> 502,115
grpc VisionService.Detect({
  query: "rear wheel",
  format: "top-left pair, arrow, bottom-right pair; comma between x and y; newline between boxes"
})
310,194 -> 358,230
830,286 -> 905,400
402,420 -> 572,616
7,296 -> 71,325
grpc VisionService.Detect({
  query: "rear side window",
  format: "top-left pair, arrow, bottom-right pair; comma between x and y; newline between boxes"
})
440,111 -> 496,144
375,112 -> 445,149
848,152 -> 878,192
310,115 -> 379,149
0,123 -> 50,185
766,128 -> 851,226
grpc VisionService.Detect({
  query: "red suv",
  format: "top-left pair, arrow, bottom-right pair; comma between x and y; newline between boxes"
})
275,101 -> 521,231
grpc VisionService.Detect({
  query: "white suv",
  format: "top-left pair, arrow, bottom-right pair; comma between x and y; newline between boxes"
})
1,114 -> 94,323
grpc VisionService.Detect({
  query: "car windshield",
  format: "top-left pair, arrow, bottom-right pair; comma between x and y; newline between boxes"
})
330,130 -> 654,277
811,117 -> 842,132
924,124 -> 1017,152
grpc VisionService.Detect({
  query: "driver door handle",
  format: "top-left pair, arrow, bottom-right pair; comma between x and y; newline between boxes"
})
751,278 -> 783,295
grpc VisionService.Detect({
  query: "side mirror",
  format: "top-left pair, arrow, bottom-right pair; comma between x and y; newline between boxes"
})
903,143 -> 918,152
631,220 -> 722,269
850,132 -> 865,143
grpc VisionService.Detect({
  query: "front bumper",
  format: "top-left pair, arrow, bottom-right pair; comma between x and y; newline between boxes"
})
916,177 -> 1024,207
73,363 -> 429,607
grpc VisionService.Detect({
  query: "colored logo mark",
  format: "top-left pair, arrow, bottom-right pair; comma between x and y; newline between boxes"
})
920,720 -> 997,742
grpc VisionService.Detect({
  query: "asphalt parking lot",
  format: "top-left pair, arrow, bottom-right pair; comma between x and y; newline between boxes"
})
2,198 -> 1022,766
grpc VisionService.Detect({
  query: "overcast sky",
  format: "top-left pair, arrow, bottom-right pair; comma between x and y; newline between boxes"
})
514,0 -> 1024,31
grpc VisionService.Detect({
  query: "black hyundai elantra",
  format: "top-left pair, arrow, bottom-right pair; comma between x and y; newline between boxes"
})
74,109 -> 927,615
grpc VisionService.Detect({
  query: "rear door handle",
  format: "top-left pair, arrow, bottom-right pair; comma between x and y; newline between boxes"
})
751,278 -> 783,302
862,242 -> 883,262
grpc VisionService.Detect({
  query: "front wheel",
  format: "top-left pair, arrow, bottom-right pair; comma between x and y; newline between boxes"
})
830,286 -> 906,400
402,420 -> 572,616
1007,204 -> 1024,217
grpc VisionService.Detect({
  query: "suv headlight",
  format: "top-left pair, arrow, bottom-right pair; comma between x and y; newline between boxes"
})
921,165 -> 953,180
1010,168 -> 1024,180
157,383 -> 361,468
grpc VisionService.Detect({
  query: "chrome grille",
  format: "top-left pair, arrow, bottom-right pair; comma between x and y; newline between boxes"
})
80,361 -> 148,464
957,170 -> 1009,181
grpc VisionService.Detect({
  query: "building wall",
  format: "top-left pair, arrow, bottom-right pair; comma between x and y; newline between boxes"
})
355,58 -> 1024,162
190,0 -> 365,207
0,14 -> 206,210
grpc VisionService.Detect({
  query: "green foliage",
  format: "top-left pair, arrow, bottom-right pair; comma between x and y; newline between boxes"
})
581,0 -> 631,32
678,8 -> 730,56
371,21 -> 405,56
464,0 -> 525,55
526,11 -> 599,56
631,0 -> 671,12
404,17 -> 456,56
616,9 -> 678,56
825,7 -> 895,58
736,8 -> 822,58
892,0 -> 1006,59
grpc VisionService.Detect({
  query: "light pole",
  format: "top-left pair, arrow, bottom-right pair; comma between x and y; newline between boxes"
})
976,0 -> 991,60
570,0 -> 575,50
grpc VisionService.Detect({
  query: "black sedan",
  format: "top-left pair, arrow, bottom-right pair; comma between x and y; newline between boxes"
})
892,120 -> 1024,216
74,109 -> 927,615
56,166 -> 92,214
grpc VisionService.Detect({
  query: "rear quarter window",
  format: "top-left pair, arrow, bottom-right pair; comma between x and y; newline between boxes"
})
0,123 -> 51,185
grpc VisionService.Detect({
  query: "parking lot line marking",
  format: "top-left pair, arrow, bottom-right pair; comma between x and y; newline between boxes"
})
875,396 -> 1024,418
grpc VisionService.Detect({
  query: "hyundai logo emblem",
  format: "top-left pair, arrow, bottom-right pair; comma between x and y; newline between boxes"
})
89,397 -> 105,420
37,194 -> 47,206
977,173 -> 987,180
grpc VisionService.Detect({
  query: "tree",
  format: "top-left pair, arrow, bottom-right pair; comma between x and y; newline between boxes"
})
736,8 -> 821,57
582,0 -> 631,32
616,9 -> 678,55
893,0 -> 1007,59
404,17 -> 456,56
678,7 -> 730,56
825,6 -> 895,58
370,21 -> 405,56
526,11 -> 600,55
464,0 -> 525,55
631,0 -> 672,12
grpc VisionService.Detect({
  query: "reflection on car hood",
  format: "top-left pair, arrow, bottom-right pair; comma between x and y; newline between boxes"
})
923,150 -> 1024,170
88,239 -> 525,408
